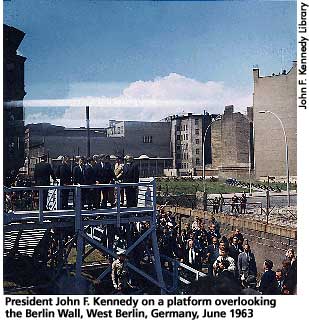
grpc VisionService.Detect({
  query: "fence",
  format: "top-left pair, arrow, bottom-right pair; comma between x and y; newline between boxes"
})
4,181 -> 156,226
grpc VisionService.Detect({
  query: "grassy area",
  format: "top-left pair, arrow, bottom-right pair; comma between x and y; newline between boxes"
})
156,179 -> 249,195
67,245 -> 107,264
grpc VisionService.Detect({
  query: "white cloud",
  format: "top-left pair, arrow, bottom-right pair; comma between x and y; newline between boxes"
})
24,73 -> 252,127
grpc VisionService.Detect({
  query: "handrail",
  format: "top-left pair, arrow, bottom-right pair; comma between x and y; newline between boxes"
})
4,180 -> 156,225
161,254 -> 207,277
4,181 -> 155,192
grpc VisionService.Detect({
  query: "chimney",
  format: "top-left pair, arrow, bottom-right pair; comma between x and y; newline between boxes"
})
253,66 -> 260,82
224,105 -> 234,115
246,106 -> 253,122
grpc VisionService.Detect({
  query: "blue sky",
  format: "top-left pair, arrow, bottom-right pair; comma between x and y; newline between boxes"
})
4,0 -> 296,127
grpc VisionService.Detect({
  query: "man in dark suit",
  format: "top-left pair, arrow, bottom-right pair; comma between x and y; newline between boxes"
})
55,156 -> 72,209
183,239 -> 202,271
73,157 -> 86,207
101,155 -> 115,208
93,154 -> 103,208
229,236 -> 243,265
84,157 -> 96,210
206,236 -> 220,276
34,154 -> 57,211
259,259 -> 277,295
122,155 -> 139,207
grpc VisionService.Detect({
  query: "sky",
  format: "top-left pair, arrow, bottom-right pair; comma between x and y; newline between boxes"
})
4,0 -> 296,128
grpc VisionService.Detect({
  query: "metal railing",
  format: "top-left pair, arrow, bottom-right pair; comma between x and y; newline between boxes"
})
4,181 -> 156,226
160,254 -> 207,293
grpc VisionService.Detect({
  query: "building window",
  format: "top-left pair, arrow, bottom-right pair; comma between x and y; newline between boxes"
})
176,145 -> 180,151
176,135 -> 181,140
186,134 -> 188,140
196,158 -> 200,165
195,118 -> 199,125
196,148 -> 200,154
196,138 -> 200,145
176,154 -> 181,159
143,135 -> 153,143
176,126 -> 180,131
195,129 -> 199,135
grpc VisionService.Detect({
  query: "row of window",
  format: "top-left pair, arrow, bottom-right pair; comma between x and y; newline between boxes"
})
176,130 -> 199,141
143,136 -> 153,143
179,158 -> 200,169
176,119 -> 200,131
175,146 -> 200,155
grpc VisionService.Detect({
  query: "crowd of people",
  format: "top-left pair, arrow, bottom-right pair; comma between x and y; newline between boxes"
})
109,206 -> 296,295
155,208 -> 297,295
210,193 -> 247,215
32,154 -> 140,211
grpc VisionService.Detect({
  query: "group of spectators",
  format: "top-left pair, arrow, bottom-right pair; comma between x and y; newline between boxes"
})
155,208 -> 297,295
32,154 -> 139,211
211,193 -> 247,215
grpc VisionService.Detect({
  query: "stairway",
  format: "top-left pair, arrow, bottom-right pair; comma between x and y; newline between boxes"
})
4,229 -> 47,258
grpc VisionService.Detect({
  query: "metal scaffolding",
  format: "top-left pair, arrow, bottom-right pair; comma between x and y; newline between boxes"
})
4,180 -> 166,294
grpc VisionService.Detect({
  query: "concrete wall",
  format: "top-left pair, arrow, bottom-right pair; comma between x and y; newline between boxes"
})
253,62 -> 297,179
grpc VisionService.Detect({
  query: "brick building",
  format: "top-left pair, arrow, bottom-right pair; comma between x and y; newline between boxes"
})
253,62 -> 297,181
210,105 -> 252,178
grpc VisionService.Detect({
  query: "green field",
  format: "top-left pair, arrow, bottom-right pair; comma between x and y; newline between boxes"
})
156,179 -> 249,195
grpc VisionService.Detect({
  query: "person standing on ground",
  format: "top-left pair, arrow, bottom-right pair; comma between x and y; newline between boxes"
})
240,192 -> 247,214
237,243 -> 257,283
259,259 -> 277,295
212,196 -> 219,214
111,251 -> 132,294
219,193 -> 224,213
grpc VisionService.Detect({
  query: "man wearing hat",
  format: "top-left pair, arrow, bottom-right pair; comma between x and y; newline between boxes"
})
34,154 -> 57,210
122,155 -> 139,207
111,250 -> 131,293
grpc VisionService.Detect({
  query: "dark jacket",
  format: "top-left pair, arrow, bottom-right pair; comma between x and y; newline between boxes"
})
93,162 -> 102,183
184,247 -> 202,270
84,164 -> 96,185
284,259 -> 297,294
55,163 -> 72,185
122,162 -> 139,183
207,244 -> 220,264
34,162 -> 56,186
229,244 -> 243,263
259,270 -> 277,295
73,165 -> 85,185
94,162 -> 115,184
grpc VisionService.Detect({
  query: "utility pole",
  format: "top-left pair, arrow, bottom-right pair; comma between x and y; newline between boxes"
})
86,106 -> 90,158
